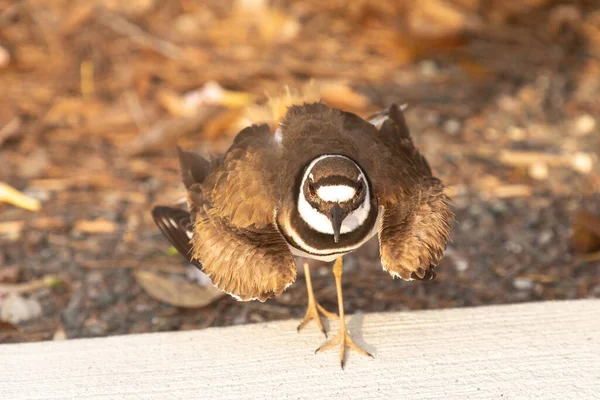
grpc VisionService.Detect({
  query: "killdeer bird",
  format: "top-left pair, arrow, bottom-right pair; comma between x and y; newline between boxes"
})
152,102 -> 453,368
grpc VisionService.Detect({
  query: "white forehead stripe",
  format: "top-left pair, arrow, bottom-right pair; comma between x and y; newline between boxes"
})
317,185 -> 356,202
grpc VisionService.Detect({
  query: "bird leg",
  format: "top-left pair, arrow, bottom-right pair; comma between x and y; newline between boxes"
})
297,262 -> 338,337
315,257 -> 373,369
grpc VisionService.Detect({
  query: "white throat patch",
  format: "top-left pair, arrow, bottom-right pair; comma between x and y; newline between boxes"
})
317,185 -> 355,202
297,155 -> 370,235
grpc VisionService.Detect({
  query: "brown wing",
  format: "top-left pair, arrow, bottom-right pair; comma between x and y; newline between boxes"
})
191,201 -> 297,302
379,178 -> 453,280
205,124 -> 282,229
188,125 -> 296,301
367,104 -> 454,280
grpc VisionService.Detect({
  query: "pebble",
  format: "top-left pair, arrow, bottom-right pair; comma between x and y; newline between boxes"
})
62,290 -> 85,329
537,230 -> 554,246
53,328 -> 67,340
151,316 -> 175,331
83,318 -> 108,336
0,294 -> 43,324
248,313 -> 265,323
443,119 -> 461,135
454,259 -> 469,273
505,241 -> 523,254
419,60 -> 438,77
513,278 -> 534,291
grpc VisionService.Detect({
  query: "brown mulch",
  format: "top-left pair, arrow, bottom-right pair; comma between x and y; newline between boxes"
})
1,0 -> 599,344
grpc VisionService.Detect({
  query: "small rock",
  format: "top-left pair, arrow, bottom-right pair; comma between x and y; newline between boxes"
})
53,327 -> 67,341
83,318 -> 108,336
62,290 -> 85,329
573,114 -> 596,136
248,313 -> 265,323
490,200 -> 507,215
513,278 -> 533,291
538,230 -> 554,246
151,316 -> 175,331
419,60 -> 438,77
0,294 -> 43,324
454,258 -> 469,272
505,241 -> 523,254
443,119 -> 461,135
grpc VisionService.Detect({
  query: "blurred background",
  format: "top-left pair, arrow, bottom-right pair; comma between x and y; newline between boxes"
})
0,0 -> 599,343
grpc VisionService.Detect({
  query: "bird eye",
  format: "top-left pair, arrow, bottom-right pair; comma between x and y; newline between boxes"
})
355,181 -> 364,197
308,182 -> 316,196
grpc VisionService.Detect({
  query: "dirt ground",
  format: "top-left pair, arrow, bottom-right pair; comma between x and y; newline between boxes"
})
1,0 -> 599,343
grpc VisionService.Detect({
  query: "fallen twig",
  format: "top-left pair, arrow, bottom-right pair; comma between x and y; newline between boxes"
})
0,275 -> 61,296
0,182 -> 41,211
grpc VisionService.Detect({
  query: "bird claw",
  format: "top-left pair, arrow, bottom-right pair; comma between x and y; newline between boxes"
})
297,299 -> 338,337
316,325 -> 373,369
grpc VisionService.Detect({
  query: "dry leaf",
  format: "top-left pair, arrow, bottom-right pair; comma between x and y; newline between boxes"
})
158,82 -> 254,117
134,270 -> 225,308
0,182 -> 41,211
572,210 -> 600,254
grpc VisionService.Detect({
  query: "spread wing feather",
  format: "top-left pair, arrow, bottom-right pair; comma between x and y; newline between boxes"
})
365,104 -> 454,280
192,199 -> 297,302
206,124 -> 282,229
151,206 -> 201,268
154,125 -> 296,301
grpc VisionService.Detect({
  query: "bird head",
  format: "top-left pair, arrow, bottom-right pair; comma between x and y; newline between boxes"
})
298,155 -> 370,243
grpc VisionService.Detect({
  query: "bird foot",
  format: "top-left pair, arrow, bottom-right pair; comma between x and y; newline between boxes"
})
297,300 -> 338,337
315,323 -> 373,369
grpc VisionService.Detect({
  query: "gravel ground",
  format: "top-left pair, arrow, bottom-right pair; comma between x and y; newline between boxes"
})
0,0 -> 599,343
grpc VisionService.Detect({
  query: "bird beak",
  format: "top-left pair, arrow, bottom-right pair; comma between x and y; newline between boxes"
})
330,203 -> 343,243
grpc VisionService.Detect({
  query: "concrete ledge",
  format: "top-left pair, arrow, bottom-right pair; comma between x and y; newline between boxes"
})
1,299 -> 598,399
